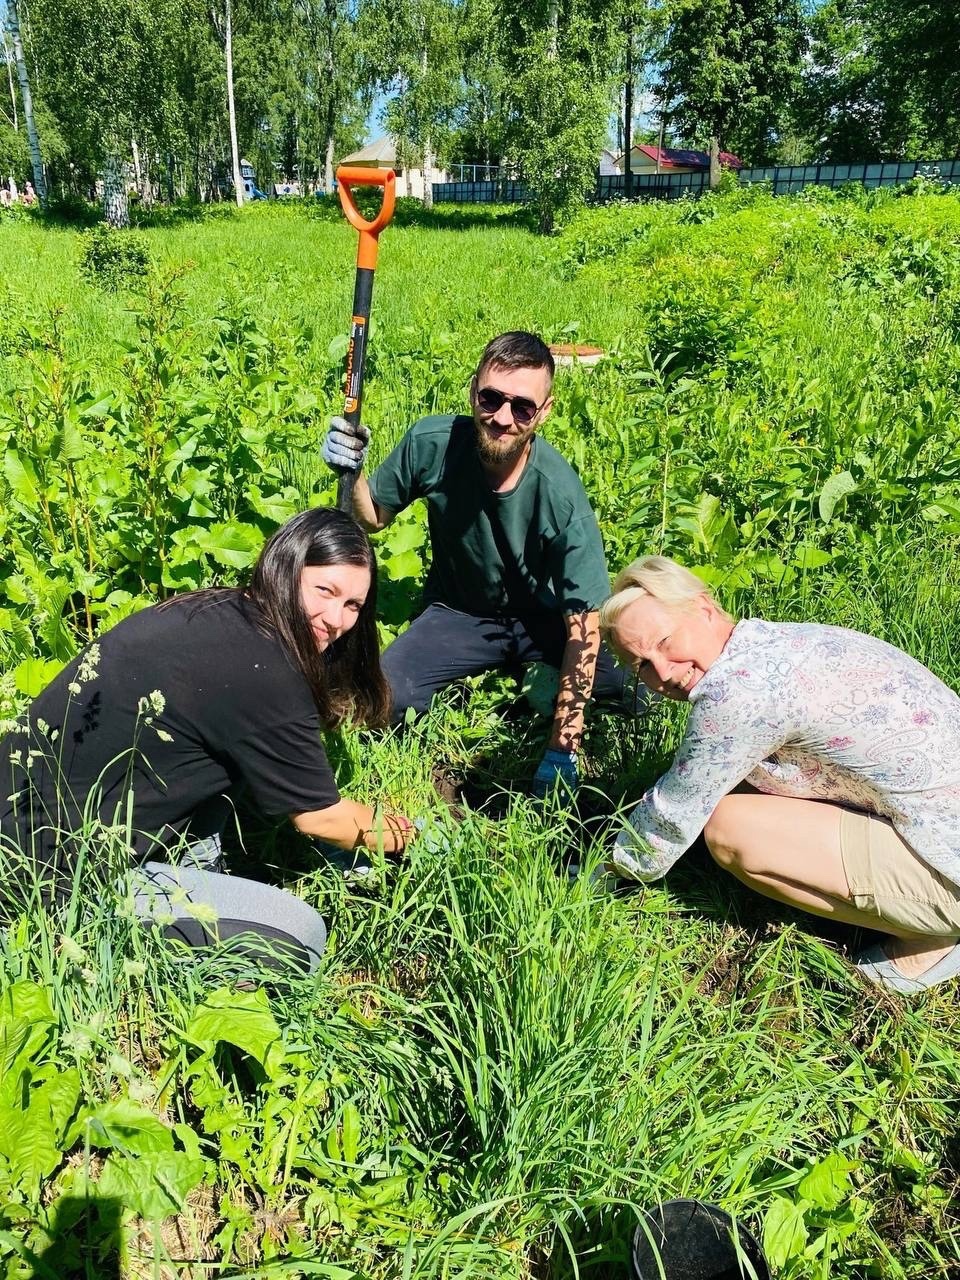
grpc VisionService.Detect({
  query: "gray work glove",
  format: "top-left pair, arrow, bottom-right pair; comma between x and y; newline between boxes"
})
322,415 -> 370,472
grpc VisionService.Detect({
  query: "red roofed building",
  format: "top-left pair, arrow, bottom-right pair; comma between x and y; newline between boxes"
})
612,144 -> 743,174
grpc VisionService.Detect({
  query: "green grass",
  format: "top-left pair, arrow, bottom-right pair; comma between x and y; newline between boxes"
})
1,187 -> 960,1277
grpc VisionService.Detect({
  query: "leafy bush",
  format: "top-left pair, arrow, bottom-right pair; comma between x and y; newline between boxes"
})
78,225 -> 151,290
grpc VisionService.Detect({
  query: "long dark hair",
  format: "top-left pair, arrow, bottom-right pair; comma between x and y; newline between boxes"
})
247,507 -> 390,729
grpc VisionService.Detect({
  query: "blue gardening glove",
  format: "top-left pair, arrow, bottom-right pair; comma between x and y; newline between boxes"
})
322,415 -> 370,472
532,747 -> 579,800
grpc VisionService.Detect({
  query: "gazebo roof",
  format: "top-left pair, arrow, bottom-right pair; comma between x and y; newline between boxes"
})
340,137 -> 397,167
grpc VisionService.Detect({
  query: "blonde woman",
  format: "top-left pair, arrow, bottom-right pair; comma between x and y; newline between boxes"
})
599,555 -> 960,994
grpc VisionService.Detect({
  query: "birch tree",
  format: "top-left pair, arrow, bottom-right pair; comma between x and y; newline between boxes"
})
358,0 -> 462,206
496,0 -> 621,231
3,0 -> 45,201
211,0 -> 244,204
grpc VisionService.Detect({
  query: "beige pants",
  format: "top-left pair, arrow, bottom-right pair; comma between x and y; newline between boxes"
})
840,808 -> 960,935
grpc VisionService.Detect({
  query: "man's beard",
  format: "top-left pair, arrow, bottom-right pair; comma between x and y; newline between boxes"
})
474,420 -> 534,465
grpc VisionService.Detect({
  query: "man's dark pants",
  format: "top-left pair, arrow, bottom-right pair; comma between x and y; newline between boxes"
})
382,603 -> 635,723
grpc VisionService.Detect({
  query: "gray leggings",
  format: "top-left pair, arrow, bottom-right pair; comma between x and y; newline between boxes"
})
131,838 -> 327,974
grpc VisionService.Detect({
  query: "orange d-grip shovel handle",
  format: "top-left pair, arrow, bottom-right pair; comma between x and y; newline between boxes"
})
333,166 -> 396,513
337,166 -> 396,269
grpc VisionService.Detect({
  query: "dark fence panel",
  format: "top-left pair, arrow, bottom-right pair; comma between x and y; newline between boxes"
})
432,180 -> 528,203
433,158 -> 960,206
596,170 -> 712,201
739,159 -> 960,193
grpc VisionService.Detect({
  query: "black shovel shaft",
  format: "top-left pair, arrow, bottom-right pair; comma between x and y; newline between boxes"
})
337,265 -> 375,514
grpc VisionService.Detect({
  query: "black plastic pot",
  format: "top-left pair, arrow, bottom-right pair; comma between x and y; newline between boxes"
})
631,1199 -> 770,1280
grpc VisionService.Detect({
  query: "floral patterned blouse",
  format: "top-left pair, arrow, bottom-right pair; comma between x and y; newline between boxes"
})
613,619 -> 960,889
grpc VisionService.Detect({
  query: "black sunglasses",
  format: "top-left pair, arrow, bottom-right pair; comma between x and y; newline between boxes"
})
475,385 -> 548,427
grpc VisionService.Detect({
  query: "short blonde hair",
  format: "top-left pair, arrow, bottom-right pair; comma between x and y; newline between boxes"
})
599,555 -> 732,637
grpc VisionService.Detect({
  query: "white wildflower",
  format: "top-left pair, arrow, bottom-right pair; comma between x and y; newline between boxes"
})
148,690 -> 165,715
155,729 -> 174,743
77,644 -> 101,684
68,681 -> 82,695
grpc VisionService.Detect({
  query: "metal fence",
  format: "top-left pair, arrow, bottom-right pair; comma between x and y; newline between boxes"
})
432,158 -> 960,206
595,170 -> 712,200
738,159 -> 960,193
433,179 -> 529,203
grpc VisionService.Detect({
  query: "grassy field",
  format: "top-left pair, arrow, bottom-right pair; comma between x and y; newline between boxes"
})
1,184 -> 960,1278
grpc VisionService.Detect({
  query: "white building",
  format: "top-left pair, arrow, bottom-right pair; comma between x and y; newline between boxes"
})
339,137 -> 448,201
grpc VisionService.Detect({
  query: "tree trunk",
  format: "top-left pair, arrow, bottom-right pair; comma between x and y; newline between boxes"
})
2,28 -> 18,130
623,26 -> 633,200
224,0 -> 243,206
324,129 -> 335,192
419,45 -> 433,209
131,134 -> 152,206
103,151 -> 130,227
709,135 -> 720,189
546,0 -> 558,58
6,0 -> 45,203
422,134 -> 434,209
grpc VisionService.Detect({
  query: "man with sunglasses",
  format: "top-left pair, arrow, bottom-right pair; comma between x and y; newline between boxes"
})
323,330 -> 636,797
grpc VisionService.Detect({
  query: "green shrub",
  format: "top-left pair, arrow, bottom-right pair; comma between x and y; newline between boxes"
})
78,225 -> 151,290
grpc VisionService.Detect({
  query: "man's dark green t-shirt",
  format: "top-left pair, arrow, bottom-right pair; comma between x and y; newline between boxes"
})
368,414 -> 611,616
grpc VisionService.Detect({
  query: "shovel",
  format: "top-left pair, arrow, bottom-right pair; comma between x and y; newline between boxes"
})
335,165 -> 397,514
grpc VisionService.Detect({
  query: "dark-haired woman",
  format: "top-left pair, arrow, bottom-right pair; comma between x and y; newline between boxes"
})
0,508 -> 414,972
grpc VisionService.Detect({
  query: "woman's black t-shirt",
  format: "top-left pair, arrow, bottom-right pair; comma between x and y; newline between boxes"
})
0,594 -> 340,882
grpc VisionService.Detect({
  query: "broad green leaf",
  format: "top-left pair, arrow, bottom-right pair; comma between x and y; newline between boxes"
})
0,982 -> 56,1095
675,492 -> 722,549
161,560 -> 203,591
384,550 -> 422,582
0,983 -> 54,1064
3,574 -> 32,606
245,484 -> 299,523
37,580 -> 76,663
798,1152 -> 858,1211
13,660 -> 61,701
4,450 -> 39,507
818,470 -> 857,523
71,1096 -> 175,1156
79,395 -> 114,419
792,545 -> 833,571
382,521 -> 427,555
52,412 -> 86,463
193,521 -> 263,569
0,1105 -> 61,1199
95,1149 -> 208,1220
762,1196 -> 809,1268
33,1068 -> 82,1141
184,987 -> 281,1072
